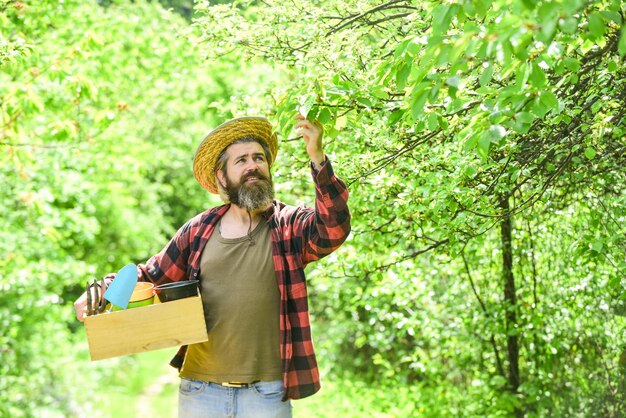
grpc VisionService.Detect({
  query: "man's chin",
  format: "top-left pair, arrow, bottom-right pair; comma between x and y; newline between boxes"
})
240,198 -> 273,213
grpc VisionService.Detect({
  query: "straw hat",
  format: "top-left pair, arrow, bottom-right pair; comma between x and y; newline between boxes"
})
193,116 -> 278,194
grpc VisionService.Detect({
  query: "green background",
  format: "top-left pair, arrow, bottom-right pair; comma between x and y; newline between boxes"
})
2,0 -> 626,416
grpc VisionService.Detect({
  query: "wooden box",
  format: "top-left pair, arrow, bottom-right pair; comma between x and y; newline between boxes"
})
84,295 -> 207,361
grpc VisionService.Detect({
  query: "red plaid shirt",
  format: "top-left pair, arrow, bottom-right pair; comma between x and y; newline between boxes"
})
136,159 -> 350,400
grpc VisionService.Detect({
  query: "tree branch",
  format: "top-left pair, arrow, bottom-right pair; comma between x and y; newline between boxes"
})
461,252 -> 506,378
325,0 -> 414,36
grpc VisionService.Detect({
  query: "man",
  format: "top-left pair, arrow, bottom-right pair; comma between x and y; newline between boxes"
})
74,115 -> 351,417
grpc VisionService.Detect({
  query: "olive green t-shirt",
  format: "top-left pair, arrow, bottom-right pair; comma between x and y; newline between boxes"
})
180,218 -> 282,383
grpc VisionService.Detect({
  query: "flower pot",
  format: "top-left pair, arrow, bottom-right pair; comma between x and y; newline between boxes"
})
154,280 -> 199,303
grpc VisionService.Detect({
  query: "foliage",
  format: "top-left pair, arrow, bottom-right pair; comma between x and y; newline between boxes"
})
193,0 -> 626,415
0,0 -> 229,415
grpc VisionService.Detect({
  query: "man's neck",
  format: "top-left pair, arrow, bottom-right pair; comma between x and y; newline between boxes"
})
219,203 -> 269,239
226,203 -> 266,224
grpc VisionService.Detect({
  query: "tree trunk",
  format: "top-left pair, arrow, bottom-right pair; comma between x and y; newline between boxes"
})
500,196 -> 520,414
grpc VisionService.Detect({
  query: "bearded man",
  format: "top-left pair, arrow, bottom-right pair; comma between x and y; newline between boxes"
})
74,115 -> 351,418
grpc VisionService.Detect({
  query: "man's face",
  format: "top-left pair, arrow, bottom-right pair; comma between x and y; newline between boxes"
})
218,142 -> 274,212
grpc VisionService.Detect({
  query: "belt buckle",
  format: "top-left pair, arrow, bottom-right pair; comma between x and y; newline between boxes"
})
221,382 -> 249,388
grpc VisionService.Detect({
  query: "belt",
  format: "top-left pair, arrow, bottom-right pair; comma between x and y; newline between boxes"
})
219,381 -> 259,388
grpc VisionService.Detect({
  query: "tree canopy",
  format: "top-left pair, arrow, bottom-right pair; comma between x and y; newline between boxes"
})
193,0 -> 626,415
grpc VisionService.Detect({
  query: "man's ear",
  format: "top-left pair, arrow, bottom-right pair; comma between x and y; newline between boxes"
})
216,170 -> 226,189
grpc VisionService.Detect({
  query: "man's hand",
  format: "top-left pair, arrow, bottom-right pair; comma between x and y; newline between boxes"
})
73,274 -> 114,322
295,114 -> 325,169
73,289 -> 92,322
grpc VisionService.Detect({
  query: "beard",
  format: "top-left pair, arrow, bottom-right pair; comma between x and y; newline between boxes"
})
224,169 -> 274,212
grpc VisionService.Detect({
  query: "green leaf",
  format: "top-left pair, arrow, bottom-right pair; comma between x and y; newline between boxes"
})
25,89 -> 45,112
410,84 -> 430,121
356,97 -> 373,108
438,114 -> 449,129
395,62 -> 411,90
436,44 -> 452,67
427,112 -> 439,130
516,112 -> 534,124
531,98 -> 549,118
514,63 -> 530,91
432,4 -> 460,35
539,91 -> 559,113
463,131 -> 479,152
307,105 -> 320,121
317,107 -> 332,124
539,16 -> 558,43
487,124 -> 506,141
559,16 -> 578,34
607,60 -> 618,72
512,111 -> 534,133
479,63 -> 494,86
475,124 -> 506,157
511,31 -> 533,60
298,93 -> 317,119
334,115 -> 348,130
314,78 -> 326,99
477,133 -> 491,158
446,75 -> 461,88
584,147 -> 596,160
393,39 -> 410,59
608,275 -> 621,291
587,13 -> 605,40
591,241 -> 603,253
370,85 -> 388,99
474,0 -> 489,15
600,11 -> 621,24
462,1 -> 476,17
563,57 -> 581,72
464,165 -> 478,178
388,109 -> 403,125
529,62 -> 547,87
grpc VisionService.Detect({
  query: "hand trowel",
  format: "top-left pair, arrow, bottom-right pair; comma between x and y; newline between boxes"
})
104,263 -> 138,310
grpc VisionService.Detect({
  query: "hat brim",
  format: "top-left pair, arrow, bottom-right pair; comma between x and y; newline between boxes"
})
193,116 -> 278,194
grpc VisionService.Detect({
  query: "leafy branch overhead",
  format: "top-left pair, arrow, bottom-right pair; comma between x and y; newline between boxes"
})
195,0 -> 626,245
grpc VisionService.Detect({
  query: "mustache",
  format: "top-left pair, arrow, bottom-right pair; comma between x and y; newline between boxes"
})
242,170 -> 270,183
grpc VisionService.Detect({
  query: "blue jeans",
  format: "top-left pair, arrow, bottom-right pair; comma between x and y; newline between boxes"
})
178,378 -> 292,418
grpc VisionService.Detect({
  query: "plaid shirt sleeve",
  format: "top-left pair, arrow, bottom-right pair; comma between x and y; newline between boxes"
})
277,158 -> 351,400
300,158 -> 351,265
